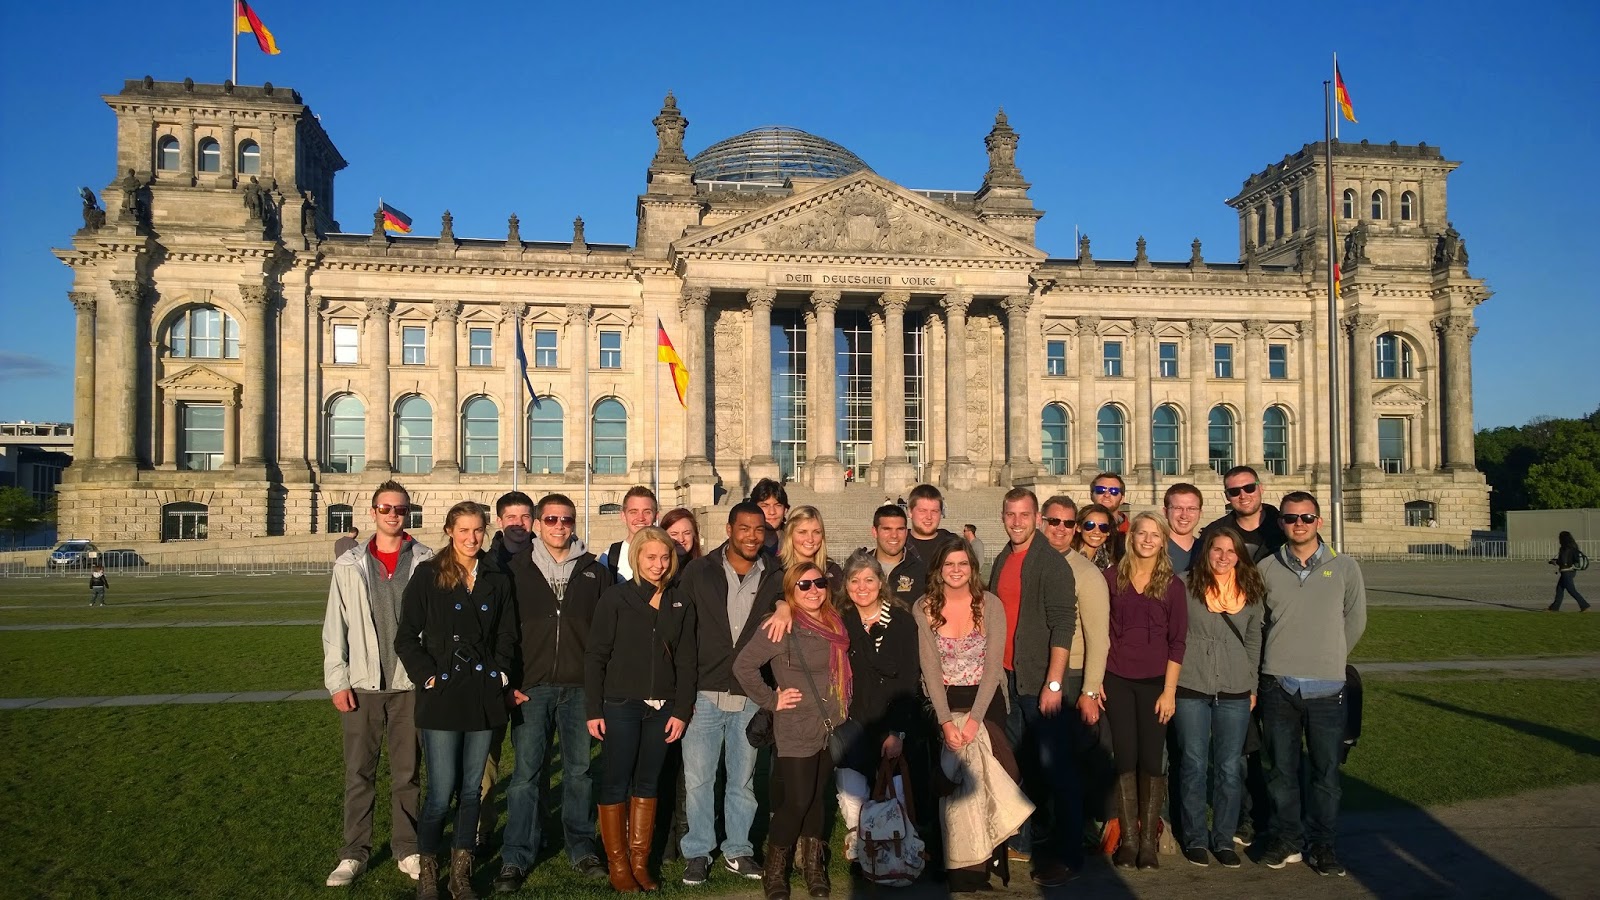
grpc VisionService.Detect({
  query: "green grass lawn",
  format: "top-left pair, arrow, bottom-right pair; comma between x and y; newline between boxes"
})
0,573 -> 327,613
0,626 -> 321,697
1352,608 -> 1600,663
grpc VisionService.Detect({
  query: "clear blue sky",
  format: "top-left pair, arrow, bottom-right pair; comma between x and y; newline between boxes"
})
1,0 -> 1595,429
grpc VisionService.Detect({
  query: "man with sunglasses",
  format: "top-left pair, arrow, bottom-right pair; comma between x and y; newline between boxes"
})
322,481 -> 434,887
1089,473 -> 1131,532
1203,466 -> 1286,564
1255,492 -> 1367,879
495,493 -> 614,891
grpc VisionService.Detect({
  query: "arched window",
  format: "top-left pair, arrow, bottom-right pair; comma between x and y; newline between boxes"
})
1371,190 -> 1387,220
592,398 -> 628,475
1096,406 -> 1125,475
1405,500 -> 1437,527
1208,406 -> 1236,474
162,501 -> 208,542
327,504 -> 354,533
461,396 -> 499,474
1341,189 -> 1355,219
168,306 -> 240,359
197,138 -> 221,173
527,398 -> 564,475
1263,406 -> 1290,476
324,394 -> 366,473
1040,404 -> 1069,476
157,135 -> 180,171
237,139 -> 261,174
1152,405 -> 1181,475
394,395 -> 433,474
1400,190 -> 1416,222
1375,333 -> 1415,379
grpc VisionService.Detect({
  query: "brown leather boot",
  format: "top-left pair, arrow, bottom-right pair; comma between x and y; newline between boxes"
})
627,796 -> 660,891
599,802 -> 641,892
1137,775 -> 1164,870
762,840 -> 793,900
416,855 -> 440,900
798,836 -> 830,898
1113,772 -> 1139,869
448,848 -> 479,900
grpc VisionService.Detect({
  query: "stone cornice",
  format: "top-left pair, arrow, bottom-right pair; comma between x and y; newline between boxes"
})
312,258 -> 637,280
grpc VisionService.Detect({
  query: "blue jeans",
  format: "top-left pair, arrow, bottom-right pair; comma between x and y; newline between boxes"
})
419,729 -> 494,855
680,692 -> 759,861
1004,670 -> 1084,867
1260,677 -> 1345,848
1173,696 -> 1251,851
500,685 -> 597,870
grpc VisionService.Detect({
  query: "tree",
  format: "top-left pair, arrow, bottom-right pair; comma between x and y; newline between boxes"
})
1525,421 -> 1600,509
0,488 -> 44,548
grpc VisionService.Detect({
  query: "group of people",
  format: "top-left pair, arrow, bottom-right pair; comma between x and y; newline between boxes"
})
321,468 -> 1367,898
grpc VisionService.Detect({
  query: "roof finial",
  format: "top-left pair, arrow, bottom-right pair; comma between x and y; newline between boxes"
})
664,90 -> 677,109
996,106 -> 1008,126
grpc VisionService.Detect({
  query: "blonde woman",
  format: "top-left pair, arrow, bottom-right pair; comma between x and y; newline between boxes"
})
779,505 -> 843,582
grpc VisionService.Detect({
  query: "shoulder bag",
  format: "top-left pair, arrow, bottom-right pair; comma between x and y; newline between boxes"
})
792,632 -> 863,765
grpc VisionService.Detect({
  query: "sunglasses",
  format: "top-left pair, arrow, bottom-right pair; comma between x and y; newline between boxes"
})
541,515 -> 576,527
1081,521 -> 1114,534
1225,483 -> 1259,498
373,504 -> 411,516
1280,513 -> 1320,525
1091,485 -> 1123,496
795,577 -> 830,592
1041,516 -> 1077,529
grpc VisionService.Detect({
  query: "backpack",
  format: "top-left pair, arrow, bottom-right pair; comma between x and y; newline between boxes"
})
1340,664 -> 1364,764
858,756 -> 926,887
1579,551 -> 1591,572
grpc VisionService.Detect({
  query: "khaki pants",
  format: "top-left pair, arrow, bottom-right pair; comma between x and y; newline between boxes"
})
339,690 -> 420,863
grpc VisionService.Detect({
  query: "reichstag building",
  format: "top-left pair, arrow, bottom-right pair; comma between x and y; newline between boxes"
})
54,78 -> 1491,544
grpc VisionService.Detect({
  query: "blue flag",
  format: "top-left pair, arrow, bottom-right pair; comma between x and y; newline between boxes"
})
515,327 -> 539,408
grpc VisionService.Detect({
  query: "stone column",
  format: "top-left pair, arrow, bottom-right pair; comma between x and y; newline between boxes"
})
746,289 -> 779,482
879,290 -> 916,489
499,302 -> 527,475
564,303 -> 590,478
260,122 -> 276,181
1345,313 -> 1379,471
108,280 -> 144,466
223,395 -> 239,469
180,113 -> 196,184
869,309 -> 887,479
942,291 -> 974,489
679,287 -> 714,488
1435,314 -> 1478,470
364,298 -> 393,472
1187,318 -> 1212,477
1075,315 -> 1100,477
433,300 -> 462,475
237,284 -> 270,467
221,121 -> 237,182
161,398 -> 179,469
1243,319 -> 1268,472
1132,317 -> 1157,484
926,312 -> 946,479
809,290 -> 844,491
305,295 -> 323,471
69,292 -> 97,467
1002,294 -> 1036,482
1297,321 -> 1318,479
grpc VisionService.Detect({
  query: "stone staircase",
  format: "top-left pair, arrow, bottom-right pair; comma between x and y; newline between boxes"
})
779,483 -> 1013,557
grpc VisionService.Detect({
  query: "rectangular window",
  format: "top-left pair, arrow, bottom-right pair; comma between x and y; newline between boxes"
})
468,327 -> 492,366
1376,334 -> 1397,379
401,325 -> 427,365
332,324 -> 359,364
1045,340 -> 1067,377
1102,341 -> 1123,377
180,403 -> 224,471
1378,417 -> 1407,474
1158,342 -> 1178,378
599,330 -> 622,369
1213,342 -> 1234,378
535,329 -> 558,368
1268,343 -> 1288,380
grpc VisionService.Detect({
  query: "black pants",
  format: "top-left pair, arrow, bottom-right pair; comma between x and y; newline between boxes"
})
1104,673 -> 1166,776
597,698 -> 674,806
769,749 -> 833,846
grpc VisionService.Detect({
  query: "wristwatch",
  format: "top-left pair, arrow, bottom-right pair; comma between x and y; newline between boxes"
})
1083,689 -> 1101,700
1046,680 -> 1062,693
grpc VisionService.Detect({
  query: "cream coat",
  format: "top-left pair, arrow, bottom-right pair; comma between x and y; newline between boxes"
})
938,711 -> 1034,870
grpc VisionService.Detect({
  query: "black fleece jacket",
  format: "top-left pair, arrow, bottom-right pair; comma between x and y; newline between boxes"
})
505,545 -> 612,690
680,542 -> 784,696
584,577 -> 697,718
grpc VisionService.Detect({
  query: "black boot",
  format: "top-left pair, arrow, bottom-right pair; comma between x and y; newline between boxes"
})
799,836 -> 830,898
762,841 -> 793,900
449,848 -> 479,900
417,855 -> 440,900
1113,772 -> 1138,869
1137,775 -> 1164,870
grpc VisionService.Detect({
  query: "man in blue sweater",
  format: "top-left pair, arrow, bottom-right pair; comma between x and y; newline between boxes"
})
1255,491 -> 1366,878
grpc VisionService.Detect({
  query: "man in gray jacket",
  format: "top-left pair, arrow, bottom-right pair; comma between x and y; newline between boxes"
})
321,481 -> 434,887
1255,491 -> 1366,878
989,488 -> 1079,885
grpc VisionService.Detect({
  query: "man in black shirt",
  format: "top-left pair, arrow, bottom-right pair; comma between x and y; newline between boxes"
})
868,504 -> 928,606
1202,466 -> 1287,563
905,483 -> 960,563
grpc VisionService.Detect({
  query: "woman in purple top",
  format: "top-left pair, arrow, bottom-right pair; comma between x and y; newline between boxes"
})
1101,511 -> 1187,871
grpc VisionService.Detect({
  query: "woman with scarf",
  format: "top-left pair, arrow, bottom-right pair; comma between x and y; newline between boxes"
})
734,562 -> 853,900
1073,503 -> 1121,569
1172,524 -> 1264,868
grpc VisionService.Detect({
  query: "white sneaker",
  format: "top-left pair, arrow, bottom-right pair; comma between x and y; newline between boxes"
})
326,858 -> 365,886
397,854 -> 422,880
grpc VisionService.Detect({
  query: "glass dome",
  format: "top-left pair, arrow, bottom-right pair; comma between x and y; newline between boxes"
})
691,126 -> 872,184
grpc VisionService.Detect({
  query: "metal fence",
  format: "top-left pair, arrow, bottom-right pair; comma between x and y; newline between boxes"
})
0,558 -> 334,578
1319,540 -> 1599,562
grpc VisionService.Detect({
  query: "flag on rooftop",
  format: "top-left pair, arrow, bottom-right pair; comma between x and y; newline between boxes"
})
657,320 -> 689,408
380,202 -> 412,235
1335,63 -> 1357,123
236,1 -> 280,55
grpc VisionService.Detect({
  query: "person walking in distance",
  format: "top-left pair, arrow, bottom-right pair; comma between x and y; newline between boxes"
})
334,526 -> 360,560
963,524 -> 986,576
322,482 -> 434,887
1255,492 -> 1367,878
602,487 -> 659,584
88,563 -> 110,607
1547,531 -> 1591,612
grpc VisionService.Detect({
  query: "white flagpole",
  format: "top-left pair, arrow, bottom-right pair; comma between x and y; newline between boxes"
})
512,323 -> 521,493
583,350 -> 592,546
230,0 -> 238,85
1333,51 -> 1340,141
653,335 -> 661,500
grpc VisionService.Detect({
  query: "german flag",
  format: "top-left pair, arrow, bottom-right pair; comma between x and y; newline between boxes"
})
657,320 -> 689,408
1335,63 -> 1357,124
236,1 -> 280,55
380,202 -> 412,235
1334,262 -> 1343,299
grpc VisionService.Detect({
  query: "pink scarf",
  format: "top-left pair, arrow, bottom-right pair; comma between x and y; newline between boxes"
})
794,605 -> 853,718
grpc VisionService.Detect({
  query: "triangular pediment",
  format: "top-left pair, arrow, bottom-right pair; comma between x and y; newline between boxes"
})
158,364 -> 240,393
1373,384 -> 1429,407
674,171 -> 1044,261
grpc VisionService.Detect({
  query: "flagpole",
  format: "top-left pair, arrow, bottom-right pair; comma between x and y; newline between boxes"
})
1332,52 -> 1340,141
653,338 -> 661,500
230,0 -> 238,85
583,350 -> 592,547
512,322 -> 521,494
1324,78 -> 1346,553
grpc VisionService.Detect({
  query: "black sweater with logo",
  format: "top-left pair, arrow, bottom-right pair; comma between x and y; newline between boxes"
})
584,577 -> 697,718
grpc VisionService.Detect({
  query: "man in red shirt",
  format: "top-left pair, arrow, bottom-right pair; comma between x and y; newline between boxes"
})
988,488 -> 1080,885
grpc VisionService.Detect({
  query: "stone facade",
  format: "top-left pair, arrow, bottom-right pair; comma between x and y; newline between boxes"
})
54,79 -> 1491,543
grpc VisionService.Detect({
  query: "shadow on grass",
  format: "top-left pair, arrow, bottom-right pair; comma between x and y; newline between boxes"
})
1372,589 -> 1531,611
1392,693 -> 1600,757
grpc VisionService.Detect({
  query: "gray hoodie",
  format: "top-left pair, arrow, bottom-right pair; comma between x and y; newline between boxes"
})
532,536 -> 587,603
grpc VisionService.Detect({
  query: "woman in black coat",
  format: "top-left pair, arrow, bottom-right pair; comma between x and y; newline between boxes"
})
833,550 -> 924,867
1547,530 -> 1591,611
396,501 -> 518,900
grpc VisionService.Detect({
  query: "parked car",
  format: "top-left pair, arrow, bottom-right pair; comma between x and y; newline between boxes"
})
99,549 -> 145,568
49,541 -> 98,569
